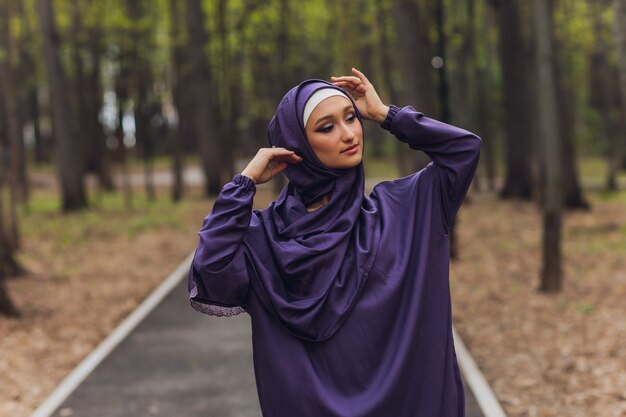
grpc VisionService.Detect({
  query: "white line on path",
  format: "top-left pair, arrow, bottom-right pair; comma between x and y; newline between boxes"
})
453,326 -> 509,417
30,252 -> 195,417
31,249 -> 506,417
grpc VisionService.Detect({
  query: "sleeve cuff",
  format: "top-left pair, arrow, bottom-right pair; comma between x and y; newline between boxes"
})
232,173 -> 257,192
380,104 -> 401,131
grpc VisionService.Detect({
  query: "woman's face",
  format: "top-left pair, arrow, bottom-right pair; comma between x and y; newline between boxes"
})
304,96 -> 363,169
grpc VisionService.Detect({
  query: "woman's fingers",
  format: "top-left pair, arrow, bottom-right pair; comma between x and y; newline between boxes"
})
351,67 -> 369,84
330,75 -> 361,85
270,162 -> 288,176
275,153 -> 303,164
332,78 -> 368,92
331,80 -> 355,88
243,147 -> 302,184
266,147 -> 295,156
266,148 -> 302,164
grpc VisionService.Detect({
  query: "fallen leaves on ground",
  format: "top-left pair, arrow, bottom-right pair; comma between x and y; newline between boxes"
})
451,190 -> 626,417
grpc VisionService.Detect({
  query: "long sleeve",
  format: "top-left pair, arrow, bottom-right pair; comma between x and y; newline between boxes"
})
188,173 -> 256,316
381,105 -> 482,234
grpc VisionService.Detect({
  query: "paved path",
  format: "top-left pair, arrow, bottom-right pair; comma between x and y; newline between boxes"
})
47,277 -> 485,417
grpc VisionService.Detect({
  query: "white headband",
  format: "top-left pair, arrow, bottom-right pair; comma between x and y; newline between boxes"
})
302,88 -> 352,128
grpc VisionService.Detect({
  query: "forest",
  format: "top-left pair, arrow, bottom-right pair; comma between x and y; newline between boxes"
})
1,0 -> 625,416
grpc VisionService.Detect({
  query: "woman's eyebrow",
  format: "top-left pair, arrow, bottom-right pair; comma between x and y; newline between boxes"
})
313,105 -> 354,126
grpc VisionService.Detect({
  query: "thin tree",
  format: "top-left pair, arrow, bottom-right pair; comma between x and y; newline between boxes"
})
216,0 -> 238,189
184,0 -> 221,196
532,0 -> 563,292
0,0 -> 28,209
391,0 -> 436,176
0,137 -> 20,317
18,0 -> 46,165
168,0 -> 185,202
476,0 -> 498,192
0,255 -> 19,317
614,0 -> 626,183
0,0 -> 23,251
589,1 -> 619,191
488,0 -> 535,200
374,0 -> 399,108
434,0 -> 463,259
553,0 -> 589,208
71,0 -> 114,193
37,0 -> 88,211
271,0 -> 294,195
126,0 -> 156,202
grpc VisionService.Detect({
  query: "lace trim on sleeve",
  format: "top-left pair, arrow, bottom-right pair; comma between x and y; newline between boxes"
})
189,299 -> 246,317
189,286 -> 247,317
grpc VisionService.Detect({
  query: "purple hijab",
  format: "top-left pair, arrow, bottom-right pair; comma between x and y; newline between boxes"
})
241,79 -> 381,342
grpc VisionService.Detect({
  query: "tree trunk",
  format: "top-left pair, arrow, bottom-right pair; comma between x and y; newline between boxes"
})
216,0 -> 236,188
532,0 -> 563,292
450,0 -> 475,132
488,0 -> 535,200
115,78 -> 133,209
37,0 -> 88,211
391,0 -> 436,176
549,0 -> 588,209
0,1 -> 23,251
70,0 -> 89,179
126,1 -> 156,202
169,0 -> 185,202
0,276 -> 19,316
434,0 -> 462,260
371,0 -> 399,159
271,0 -> 293,195
553,30 -> 588,209
185,0 -> 221,196
0,142 -> 20,317
375,0 -> 399,106
477,3 -> 498,192
19,0 -> 46,164
135,81 -> 156,202
169,119 -> 184,203
28,84 -> 46,163
85,25 -> 115,192
435,0 -> 450,124
0,0 -> 28,210
613,0 -> 626,187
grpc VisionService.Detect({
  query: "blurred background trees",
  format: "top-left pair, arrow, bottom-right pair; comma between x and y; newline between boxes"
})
0,0 -> 625,314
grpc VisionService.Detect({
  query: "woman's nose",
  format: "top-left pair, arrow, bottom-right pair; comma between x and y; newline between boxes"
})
340,122 -> 356,141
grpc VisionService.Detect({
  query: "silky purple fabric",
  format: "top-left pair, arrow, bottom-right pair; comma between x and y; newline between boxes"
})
239,79 -> 381,341
188,99 -> 482,416
268,80 -> 359,205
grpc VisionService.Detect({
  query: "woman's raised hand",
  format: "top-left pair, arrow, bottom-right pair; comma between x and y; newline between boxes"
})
241,147 -> 303,185
330,68 -> 390,124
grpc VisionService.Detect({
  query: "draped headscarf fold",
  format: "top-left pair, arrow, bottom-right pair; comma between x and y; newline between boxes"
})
242,79 -> 381,342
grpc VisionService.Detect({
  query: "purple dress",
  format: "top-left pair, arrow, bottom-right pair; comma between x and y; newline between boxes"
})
188,104 -> 481,416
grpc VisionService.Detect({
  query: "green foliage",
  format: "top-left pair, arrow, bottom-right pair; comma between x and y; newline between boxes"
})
12,0 -> 626,217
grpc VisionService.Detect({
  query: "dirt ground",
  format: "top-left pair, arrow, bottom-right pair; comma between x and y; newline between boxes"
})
1,183 -> 625,417
451,189 -> 626,417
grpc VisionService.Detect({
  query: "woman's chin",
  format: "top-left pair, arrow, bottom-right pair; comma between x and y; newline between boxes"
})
336,158 -> 363,170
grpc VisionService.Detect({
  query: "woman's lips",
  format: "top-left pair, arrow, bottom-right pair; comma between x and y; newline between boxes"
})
342,144 -> 359,154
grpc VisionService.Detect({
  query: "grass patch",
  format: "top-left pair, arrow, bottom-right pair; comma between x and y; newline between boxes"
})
18,187 -> 206,249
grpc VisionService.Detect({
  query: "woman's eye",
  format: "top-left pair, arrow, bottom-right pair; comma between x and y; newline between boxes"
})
346,115 -> 356,123
320,125 -> 334,133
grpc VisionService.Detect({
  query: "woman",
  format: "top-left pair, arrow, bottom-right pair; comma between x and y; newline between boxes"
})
188,68 -> 482,417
